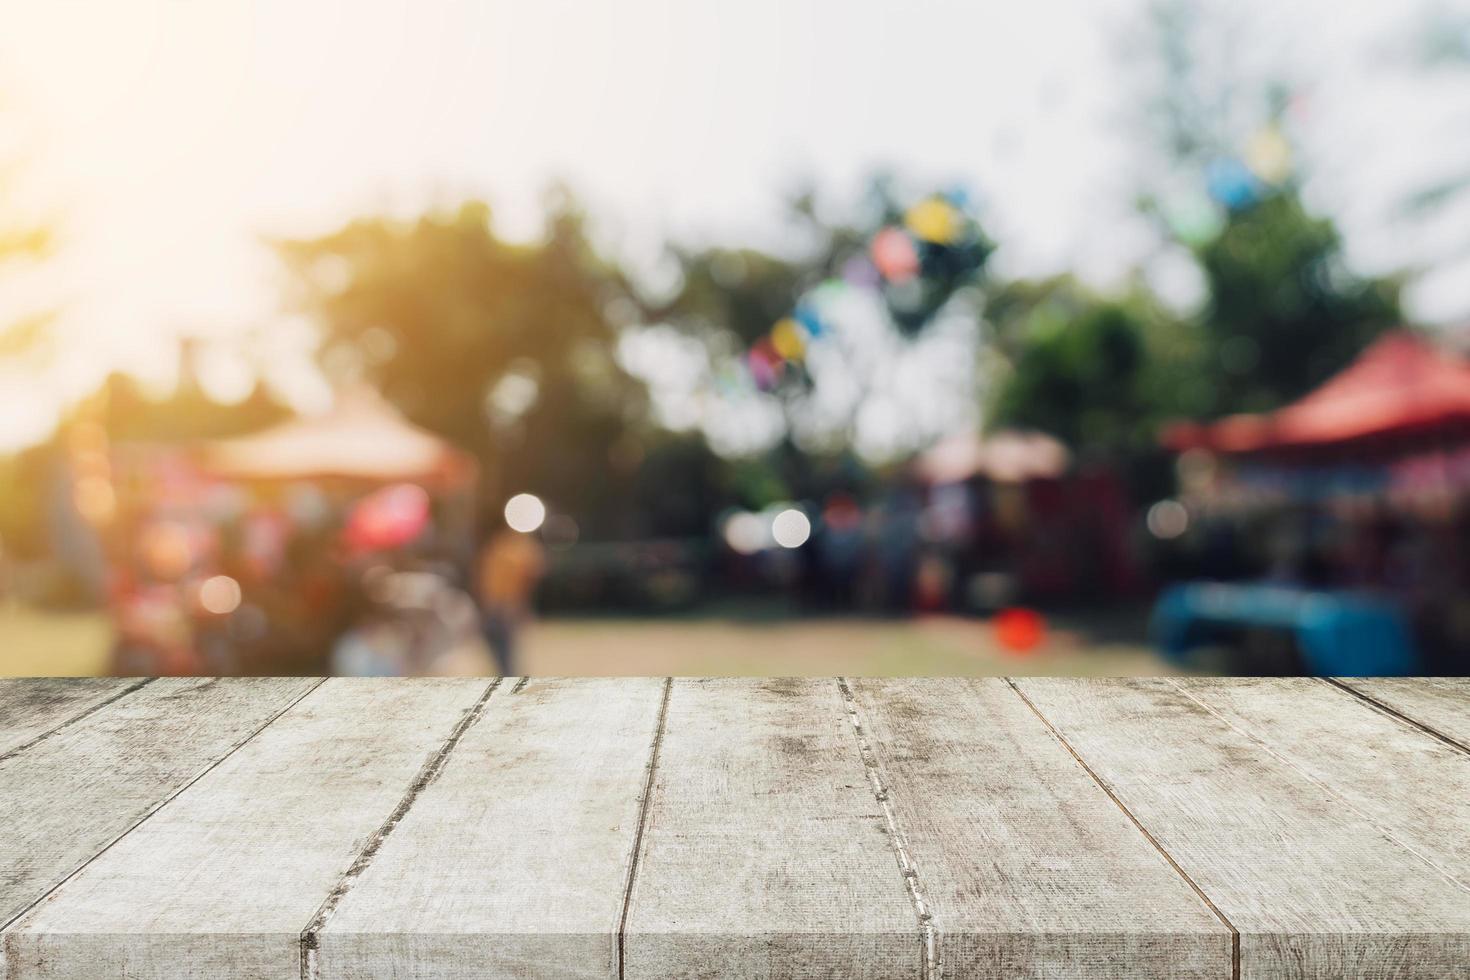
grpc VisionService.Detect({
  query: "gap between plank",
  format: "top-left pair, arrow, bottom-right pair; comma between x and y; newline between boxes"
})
1004,678 -> 1240,980
835,677 -> 938,980
1170,678 -> 1470,897
615,676 -> 673,980
1322,677 -> 1470,757
299,678 -> 502,980
0,677 -> 326,942
0,678 -> 155,766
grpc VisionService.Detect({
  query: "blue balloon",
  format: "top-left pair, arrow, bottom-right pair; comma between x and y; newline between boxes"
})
941,183 -> 973,211
794,305 -> 825,338
1206,157 -> 1259,211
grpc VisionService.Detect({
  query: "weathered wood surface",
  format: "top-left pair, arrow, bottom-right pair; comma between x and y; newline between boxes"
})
0,678 -> 320,931
1,676 -> 1468,979
0,678 -> 142,758
846,678 -> 1231,979
1334,676 -> 1470,749
1013,677 -> 1470,979
3,678 -> 492,980
621,678 -> 918,980
1170,677 -> 1470,889
315,676 -> 667,980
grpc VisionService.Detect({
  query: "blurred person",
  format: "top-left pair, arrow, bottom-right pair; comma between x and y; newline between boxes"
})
476,527 -> 546,675
812,492 -> 864,608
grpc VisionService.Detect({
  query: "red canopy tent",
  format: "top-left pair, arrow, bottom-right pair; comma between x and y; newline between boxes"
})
1161,331 -> 1470,455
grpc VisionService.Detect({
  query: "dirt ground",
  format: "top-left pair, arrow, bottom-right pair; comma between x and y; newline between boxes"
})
0,604 -> 1179,678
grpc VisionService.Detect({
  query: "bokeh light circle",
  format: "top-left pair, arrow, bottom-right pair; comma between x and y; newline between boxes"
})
199,575 -> 243,615
723,512 -> 767,555
1147,500 -> 1190,540
504,493 -> 547,533
771,508 -> 812,549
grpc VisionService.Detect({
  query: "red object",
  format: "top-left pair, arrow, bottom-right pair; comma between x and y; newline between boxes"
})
342,483 -> 431,554
994,607 -> 1046,654
1162,332 -> 1470,454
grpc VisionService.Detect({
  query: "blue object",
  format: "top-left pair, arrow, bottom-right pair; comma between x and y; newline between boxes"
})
1152,582 -> 1420,676
1205,157 -> 1260,212
794,304 -> 825,339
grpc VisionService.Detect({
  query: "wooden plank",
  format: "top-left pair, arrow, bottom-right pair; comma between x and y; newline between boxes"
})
0,678 -> 142,758
313,676 -> 667,980
1172,677 -> 1470,888
1334,677 -> 1470,749
1014,677 -> 1470,979
2,678 -> 494,980
846,678 -> 1231,979
0,677 -> 319,932
621,678 -> 919,980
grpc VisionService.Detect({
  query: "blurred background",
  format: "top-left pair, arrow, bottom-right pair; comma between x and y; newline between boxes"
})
2,0 -> 1470,677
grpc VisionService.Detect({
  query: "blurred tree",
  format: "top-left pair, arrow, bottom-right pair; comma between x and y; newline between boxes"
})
67,364 -> 290,444
986,277 -> 1200,452
276,195 -> 655,536
1395,6 -> 1470,301
1189,192 -> 1401,414
644,179 -> 993,465
0,100 -> 55,375
1135,0 -> 1403,419
0,98 -> 58,563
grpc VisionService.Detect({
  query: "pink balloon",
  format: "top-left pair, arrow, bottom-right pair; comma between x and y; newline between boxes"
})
871,227 -> 920,283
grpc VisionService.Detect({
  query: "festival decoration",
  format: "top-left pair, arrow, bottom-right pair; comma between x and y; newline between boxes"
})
732,186 -> 995,392
1245,125 -> 1292,186
904,195 -> 963,245
770,318 -> 807,361
1205,157 -> 1260,211
871,227 -> 921,283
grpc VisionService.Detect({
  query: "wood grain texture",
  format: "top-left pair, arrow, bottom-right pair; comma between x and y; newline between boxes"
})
0,677 -> 318,932
0,678 -> 141,758
1333,677 -> 1470,749
621,678 -> 919,980
314,676 -> 667,980
1014,677 -> 1470,979
1171,677 -> 1470,889
2,678 -> 492,980
847,677 -> 1232,979
5,677 -> 1470,979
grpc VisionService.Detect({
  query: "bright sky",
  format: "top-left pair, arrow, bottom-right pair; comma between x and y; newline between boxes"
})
1,0 -> 1467,451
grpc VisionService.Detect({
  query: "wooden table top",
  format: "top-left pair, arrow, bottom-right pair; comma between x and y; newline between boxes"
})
1,676 -> 1467,979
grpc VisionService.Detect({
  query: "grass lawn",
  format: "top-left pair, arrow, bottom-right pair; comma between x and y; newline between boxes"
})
0,603 -> 1178,677
521,608 -> 1177,677
0,605 -> 114,676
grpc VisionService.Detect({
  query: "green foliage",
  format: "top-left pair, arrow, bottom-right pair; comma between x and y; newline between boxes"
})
987,278 -> 1198,452
989,185 -> 1402,454
276,196 -> 652,533
654,247 -> 809,348
1191,193 -> 1400,415
76,371 -> 292,444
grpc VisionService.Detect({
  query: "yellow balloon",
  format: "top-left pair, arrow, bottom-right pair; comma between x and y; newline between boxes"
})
904,197 -> 961,245
771,318 -> 806,361
1246,127 -> 1292,185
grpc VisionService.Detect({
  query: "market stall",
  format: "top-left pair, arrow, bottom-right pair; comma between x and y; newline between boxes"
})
100,388 -> 480,676
1156,331 -> 1470,673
